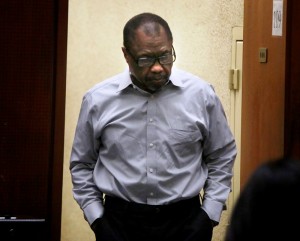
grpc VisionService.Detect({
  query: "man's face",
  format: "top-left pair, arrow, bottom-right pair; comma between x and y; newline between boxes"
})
122,24 -> 173,93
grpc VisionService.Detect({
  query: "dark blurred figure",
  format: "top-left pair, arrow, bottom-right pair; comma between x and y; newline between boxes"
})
225,157 -> 300,241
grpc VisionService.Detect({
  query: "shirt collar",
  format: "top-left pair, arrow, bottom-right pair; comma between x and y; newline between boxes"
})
169,68 -> 185,88
116,68 -> 133,92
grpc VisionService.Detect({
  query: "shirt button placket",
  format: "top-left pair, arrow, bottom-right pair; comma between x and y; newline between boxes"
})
146,96 -> 158,204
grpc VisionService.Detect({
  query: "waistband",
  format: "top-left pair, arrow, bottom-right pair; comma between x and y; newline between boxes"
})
104,195 -> 201,214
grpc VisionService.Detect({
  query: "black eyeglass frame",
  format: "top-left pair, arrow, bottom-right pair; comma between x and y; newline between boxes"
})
125,46 -> 176,68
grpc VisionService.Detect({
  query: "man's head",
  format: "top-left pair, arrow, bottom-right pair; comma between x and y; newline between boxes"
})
122,13 -> 175,93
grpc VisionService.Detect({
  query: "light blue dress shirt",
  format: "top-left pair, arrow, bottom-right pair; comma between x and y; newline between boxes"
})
70,67 -> 237,225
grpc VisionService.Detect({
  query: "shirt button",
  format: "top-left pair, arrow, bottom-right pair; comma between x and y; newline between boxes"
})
149,118 -> 153,122
149,168 -> 153,173
149,143 -> 154,147
150,192 -> 154,196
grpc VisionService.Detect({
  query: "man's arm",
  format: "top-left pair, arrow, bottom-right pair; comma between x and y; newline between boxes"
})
201,86 -> 237,222
69,95 -> 104,225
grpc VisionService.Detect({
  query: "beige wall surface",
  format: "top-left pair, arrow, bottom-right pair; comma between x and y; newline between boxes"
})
62,1 -> 243,240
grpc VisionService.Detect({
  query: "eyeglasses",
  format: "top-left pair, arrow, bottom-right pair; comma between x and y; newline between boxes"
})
126,46 -> 176,68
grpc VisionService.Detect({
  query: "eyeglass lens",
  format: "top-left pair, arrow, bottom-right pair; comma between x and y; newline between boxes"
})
137,54 -> 174,67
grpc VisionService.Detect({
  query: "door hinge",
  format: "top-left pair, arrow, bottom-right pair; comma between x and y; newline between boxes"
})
229,69 -> 239,90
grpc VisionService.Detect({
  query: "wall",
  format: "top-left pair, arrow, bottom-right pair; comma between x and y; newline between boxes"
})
61,1 -> 244,240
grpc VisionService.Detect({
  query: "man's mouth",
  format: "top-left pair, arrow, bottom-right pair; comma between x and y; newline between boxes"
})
150,75 -> 164,81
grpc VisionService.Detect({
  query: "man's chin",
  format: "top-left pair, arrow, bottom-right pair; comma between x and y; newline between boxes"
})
147,80 -> 168,92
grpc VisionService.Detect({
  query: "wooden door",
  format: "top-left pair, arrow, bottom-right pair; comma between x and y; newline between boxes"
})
0,1 -> 68,240
242,0 -> 300,188
242,0 -> 286,187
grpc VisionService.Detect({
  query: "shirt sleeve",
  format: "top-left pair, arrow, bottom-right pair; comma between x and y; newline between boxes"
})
69,94 -> 104,225
201,85 -> 237,222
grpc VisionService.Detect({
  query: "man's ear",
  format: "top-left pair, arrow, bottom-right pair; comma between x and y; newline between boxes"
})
122,47 -> 129,63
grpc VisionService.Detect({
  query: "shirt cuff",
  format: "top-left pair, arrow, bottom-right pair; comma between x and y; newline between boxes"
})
83,201 -> 104,225
201,199 -> 224,222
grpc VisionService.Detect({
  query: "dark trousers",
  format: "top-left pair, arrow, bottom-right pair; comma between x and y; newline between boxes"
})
93,195 -> 213,241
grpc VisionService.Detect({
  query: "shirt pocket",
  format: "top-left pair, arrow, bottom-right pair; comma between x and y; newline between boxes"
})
167,128 -> 203,160
168,128 -> 202,144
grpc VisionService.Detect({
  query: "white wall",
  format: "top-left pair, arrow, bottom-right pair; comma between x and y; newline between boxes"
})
61,1 -> 244,240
